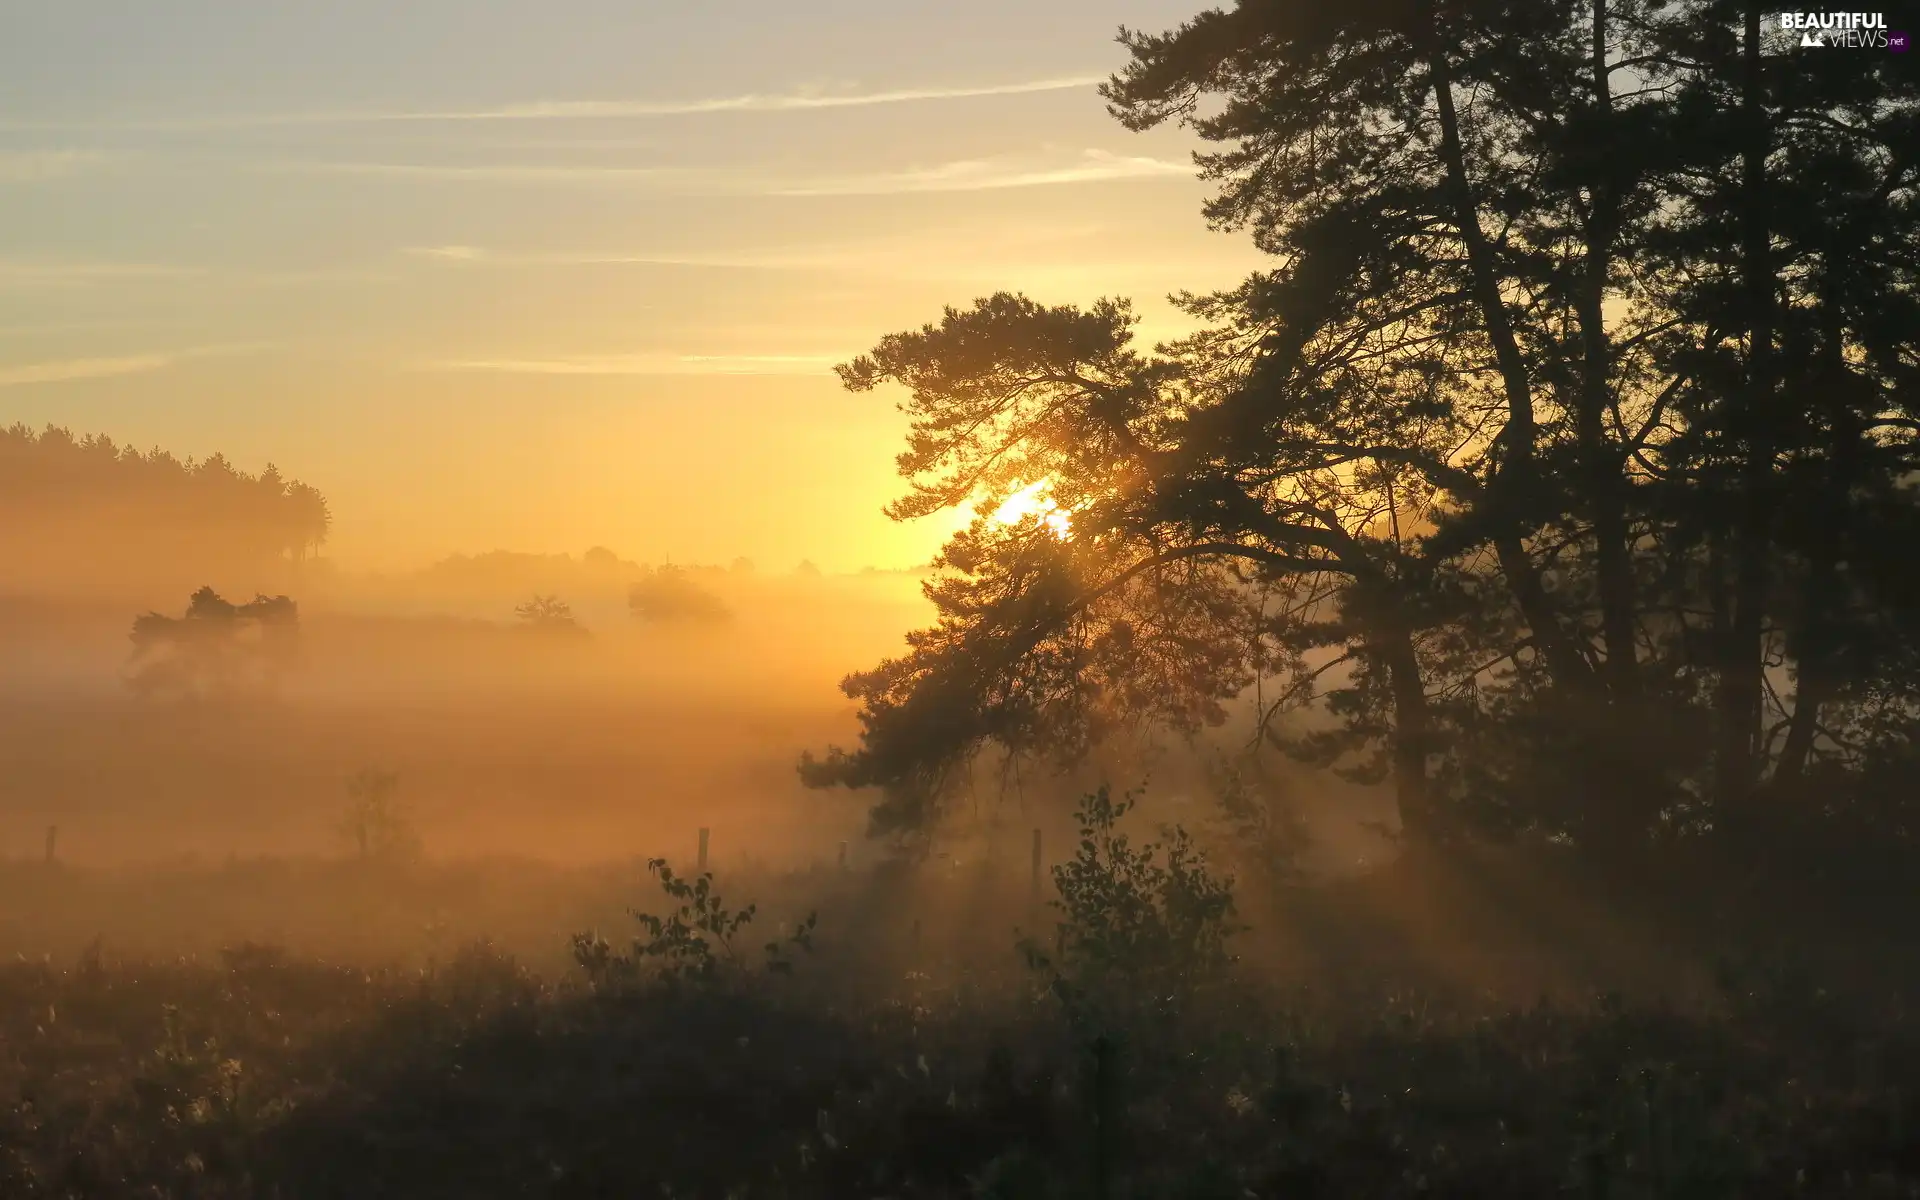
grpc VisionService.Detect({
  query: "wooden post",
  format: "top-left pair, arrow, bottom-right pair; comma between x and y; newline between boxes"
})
44,825 -> 57,865
697,827 -> 710,873
1030,828 -> 1043,908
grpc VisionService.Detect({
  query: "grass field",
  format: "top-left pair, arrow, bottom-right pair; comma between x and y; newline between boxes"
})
4,824 -> 1918,1198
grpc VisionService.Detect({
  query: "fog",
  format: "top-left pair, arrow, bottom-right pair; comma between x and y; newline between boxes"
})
1,556 -> 941,868
0,510 -> 1406,977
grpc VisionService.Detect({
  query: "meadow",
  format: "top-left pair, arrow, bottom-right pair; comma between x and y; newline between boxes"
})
4,801 -> 1918,1199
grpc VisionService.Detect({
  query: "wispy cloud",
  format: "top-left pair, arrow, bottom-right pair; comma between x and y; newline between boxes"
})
404,245 -> 830,271
0,353 -> 176,387
771,150 -> 1190,196
0,259 -> 386,291
285,149 -> 1188,195
406,245 -> 489,262
398,76 -> 1106,122
0,150 -> 105,182
1,76 -> 1105,132
427,352 -> 848,377
278,160 -> 688,184
395,222 -> 1231,288
0,259 -> 202,289
0,343 -> 273,387
0,318 -> 184,340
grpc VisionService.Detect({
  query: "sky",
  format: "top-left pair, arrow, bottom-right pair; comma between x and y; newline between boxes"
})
0,0 -> 1263,573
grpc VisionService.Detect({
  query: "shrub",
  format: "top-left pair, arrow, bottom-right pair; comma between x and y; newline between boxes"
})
572,858 -> 816,986
627,566 -> 731,625
1021,786 -> 1240,1038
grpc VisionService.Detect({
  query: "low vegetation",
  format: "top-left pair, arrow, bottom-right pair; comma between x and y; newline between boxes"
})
3,791 -> 1917,1198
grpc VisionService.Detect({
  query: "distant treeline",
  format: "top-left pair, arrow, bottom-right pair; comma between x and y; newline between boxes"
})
0,424 -> 330,599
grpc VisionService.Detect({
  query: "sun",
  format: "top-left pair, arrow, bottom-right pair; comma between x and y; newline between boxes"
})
992,479 -> 1074,539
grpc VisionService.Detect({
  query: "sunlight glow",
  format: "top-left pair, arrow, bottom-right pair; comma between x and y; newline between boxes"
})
992,479 -> 1074,540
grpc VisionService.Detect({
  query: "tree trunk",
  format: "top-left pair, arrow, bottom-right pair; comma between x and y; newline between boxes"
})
1580,0 -> 1640,699
1422,15 -> 1597,696
1777,289 -> 1856,786
1715,4 -> 1778,822
1375,603 -> 1438,841
1776,550 -> 1837,786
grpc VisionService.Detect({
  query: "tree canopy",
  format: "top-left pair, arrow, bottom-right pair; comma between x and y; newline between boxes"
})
515,594 -> 588,635
0,424 -> 331,598
804,1 -> 1920,861
127,586 -> 301,701
629,565 -> 733,626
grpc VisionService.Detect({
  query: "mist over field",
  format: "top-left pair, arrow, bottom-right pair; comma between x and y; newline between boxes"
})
0,553 -> 932,864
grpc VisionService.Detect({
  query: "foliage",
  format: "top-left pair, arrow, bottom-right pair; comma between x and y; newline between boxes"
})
626,564 -> 732,625
5,931 -> 1920,1198
126,587 -> 301,701
805,1 -> 1920,867
511,593 -> 586,635
1022,787 -> 1240,1037
337,769 -> 422,863
0,423 -> 330,597
570,857 -> 816,986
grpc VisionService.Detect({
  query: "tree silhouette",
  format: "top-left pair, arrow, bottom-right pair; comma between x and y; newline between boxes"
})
126,587 -> 300,701
805,2 -> 1920,862
339,769 -> 421,862
514,594 -> 587,635
628,566 -> 732,625
0,424 -> 331,595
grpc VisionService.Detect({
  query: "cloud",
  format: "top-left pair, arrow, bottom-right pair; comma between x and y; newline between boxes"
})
394,223 -> 1246,289
404,245 -> 826,271
0,353 -> 177,387
287,149 -> 1188,195
280,161 -> 687,184
0,259 -> 202,288
221,266 -> 401,287
395,76 -> 1107,122
0,318 -> 184,340
406,245 -> 489,261
0,150 -> 104,182
0,259 -> 387,291
0,343 -> 274,387
404,223 -> 1111,270
427,352 -> 848,377
1,76 -> 1105,132
771,150 -> 1191,196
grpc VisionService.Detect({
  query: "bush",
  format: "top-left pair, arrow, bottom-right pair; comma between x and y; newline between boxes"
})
571,857 -> 816,987
1022,786 -> 1241,1039
627,566 -> 731,625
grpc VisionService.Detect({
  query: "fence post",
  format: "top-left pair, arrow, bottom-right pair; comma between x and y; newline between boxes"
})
44,825 -> 57,865
697,827 -> 710,873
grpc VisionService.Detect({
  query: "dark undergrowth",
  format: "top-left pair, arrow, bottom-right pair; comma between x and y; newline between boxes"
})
5,800 -> 1920,1198
5,948 -> 1918,1198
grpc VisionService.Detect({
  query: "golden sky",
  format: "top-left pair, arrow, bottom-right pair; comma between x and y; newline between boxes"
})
0,0 -> 1261,572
